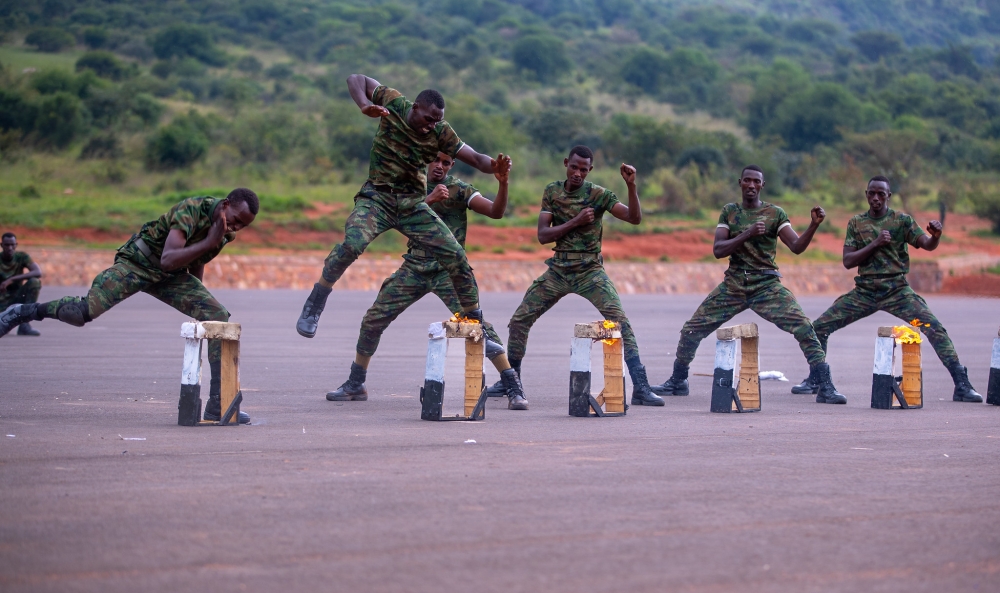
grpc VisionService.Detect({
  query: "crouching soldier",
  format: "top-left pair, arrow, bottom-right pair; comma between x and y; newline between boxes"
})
0,189 -> 260,422
0,232 -> 43,336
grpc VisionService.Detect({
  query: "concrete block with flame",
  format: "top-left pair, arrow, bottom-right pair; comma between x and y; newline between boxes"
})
872,322 -> 924,409
420,318 -> 488,422
711,323 -> 760,413
569,320 -> 625,417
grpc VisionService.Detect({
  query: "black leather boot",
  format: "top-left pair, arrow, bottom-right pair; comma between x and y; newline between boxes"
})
500,368 -> 528,410
326,362 -> 368,401
487,359 -> 519,397
17,322 -> 40,336
0,303 -> 38,337
628,361 -> 664,406
203,360 -> 251,423
790,366 -> 818,394
649,360 -> 689,396
813,362 -> 847,404
296,283 -> 332,338
948,364 -> 983,402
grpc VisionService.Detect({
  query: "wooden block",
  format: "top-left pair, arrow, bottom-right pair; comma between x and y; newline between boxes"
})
574,321 -> 622,340
737,336 -> 761,411
603,339 -> 625,413
180,321 -> 241,341
716,323 -> 758,341
464,338 -> 484,417
877,326 -> 895,338
594,390 -> 606,407
443,321 -> 484,341
220,339 -> 240,423
899,342 -> 922,408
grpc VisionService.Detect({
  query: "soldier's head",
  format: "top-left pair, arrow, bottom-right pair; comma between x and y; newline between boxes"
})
428,152 -> 455,184
564,145 -> 594,189
1,233 -> 15,259
866,176 -> 891,214
409,89 -> 446,134
221,188 -> 259,233
738,165 -> 765,201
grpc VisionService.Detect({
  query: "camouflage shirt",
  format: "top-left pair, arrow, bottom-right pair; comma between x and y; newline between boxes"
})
845,208 -> 926,276
136,196 -> 236,269
541,181 -> 620,254
367,86 -> 465,195
408,175 -> 481,253
0,251 -> 33,282
717,201 -> 791,271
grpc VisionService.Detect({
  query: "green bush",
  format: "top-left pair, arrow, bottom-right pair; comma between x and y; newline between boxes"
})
969,187 -> 1000,234
25,28 -> 75,52
83,27 -> 109,49
34,92 -> 87,148
79,133 -> 122,159
146,118 -> 210,169
0,89 -> 38,133
512,35 -> 569,79
76,51 -> 129,81
151,24 -> 226,66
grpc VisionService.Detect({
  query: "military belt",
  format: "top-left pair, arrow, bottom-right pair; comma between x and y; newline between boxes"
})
133,237 -> 162,268
553,252 -> 600,261
409,248 -> 431,258
729,269 -> 781,277
861,273 -> 905,279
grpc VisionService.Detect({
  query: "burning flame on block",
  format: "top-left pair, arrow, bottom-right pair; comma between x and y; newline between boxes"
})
892,325 -> 922,345
449,312 -> 480,324
600,320 -> 619,346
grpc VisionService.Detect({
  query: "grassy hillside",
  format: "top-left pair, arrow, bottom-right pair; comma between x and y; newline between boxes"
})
1,0 -> 1000,242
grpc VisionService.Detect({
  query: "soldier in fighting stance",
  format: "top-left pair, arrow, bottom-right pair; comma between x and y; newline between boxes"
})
650,165 -> 847,404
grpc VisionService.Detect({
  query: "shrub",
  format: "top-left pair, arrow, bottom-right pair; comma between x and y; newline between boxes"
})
512,34 -> 569,79
25,28 -> 75,52
80,133 -> 123,159
969,186 -> 1000,234
0,89 -> 38,133
151,24 -> 226,66
35,92 -> 87,148
76,51 -> 128,81
31,69 -> 77,95
146,118 -> 210,169
83,27 -> 109,49
235,55 -> 263,75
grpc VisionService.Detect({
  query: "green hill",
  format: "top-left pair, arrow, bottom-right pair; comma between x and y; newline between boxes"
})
1,0 -> 999,236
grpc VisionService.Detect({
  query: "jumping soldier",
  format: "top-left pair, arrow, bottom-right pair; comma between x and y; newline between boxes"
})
497,145 -> 664,407
650,165 -> 847,404
0,189 -> 259,423
328,151 -> 528,410
791,176 -> 982,402
295,75 -> 514,406
0,232 -> 42,336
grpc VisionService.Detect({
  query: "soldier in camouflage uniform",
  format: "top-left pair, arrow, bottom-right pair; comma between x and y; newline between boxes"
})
328,151 -> 529,410
500,145 -> 664,407
0,189 -> 260,422
790,176 -> 982,402
295,75 -> 509,349
650,165 -> 847,404
0,232 -> 43,336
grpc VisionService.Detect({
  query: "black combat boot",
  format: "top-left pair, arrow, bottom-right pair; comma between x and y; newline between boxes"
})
948,364 -> 983,402
203,360 -> 251,423
0,303 -> 38,338
813,362 -> 847,404
487,359 -> 519,397
326,362 -> 368,401
17,322 -> 40,336
649,360 -> 689,396
296,283 -> 332,338
790,366 -> 818,394
500,367 -> 528,410
628,361 -> 664,406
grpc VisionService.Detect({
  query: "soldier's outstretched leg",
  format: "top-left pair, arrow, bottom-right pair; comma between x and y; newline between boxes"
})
651,276 -> 748,396
299,191 -> 397,338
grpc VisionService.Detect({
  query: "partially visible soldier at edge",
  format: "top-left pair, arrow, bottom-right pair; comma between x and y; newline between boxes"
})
0,232 -> 43,336
0,189 -> 260,423
650,165 -> 848,404
498,145 -> 665,407
329,151 -> 529,411
295,75 -> 511,377
790,176 -> 982,402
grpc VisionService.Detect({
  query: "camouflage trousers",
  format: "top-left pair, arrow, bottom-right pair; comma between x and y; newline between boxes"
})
813,275 -> 959,368
322,182 -> 480,310
357,255 -> 502,358
507,257 -> 638,361
676,272 -> 825,366
42,245 -> 229,363
0,277 -> 41,309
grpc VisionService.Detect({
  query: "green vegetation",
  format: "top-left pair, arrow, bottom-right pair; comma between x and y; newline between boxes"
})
1,0 -> 1000,239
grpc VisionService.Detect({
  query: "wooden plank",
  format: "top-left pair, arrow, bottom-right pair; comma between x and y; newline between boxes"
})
220,339 -> 240,424
464,338 -> 484,417
594,389 -> 606,408
443,321 -> 484,341
737,336 -> 760,411
901,342 -> 922,408
603,339 -> 625,413
716,323 -> 758,341
574,321 -> 621,340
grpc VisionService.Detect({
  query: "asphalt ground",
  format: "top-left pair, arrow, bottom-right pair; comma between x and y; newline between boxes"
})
2,286 -> 999,593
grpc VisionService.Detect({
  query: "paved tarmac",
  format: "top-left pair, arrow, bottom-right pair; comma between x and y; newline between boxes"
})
2,287 -> 999,593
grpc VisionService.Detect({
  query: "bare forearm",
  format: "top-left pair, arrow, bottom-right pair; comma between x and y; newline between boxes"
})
625,184 -> 641,224
713,233 -> 750,259
843,244 -> 881,269
346,74 -> 376,109
788,223 -> 819,254
538,221 -> 579,244
161,239 -> 219,271
490,182 -> 508,219
7,271 -> 41,282
917,235 -> 940,251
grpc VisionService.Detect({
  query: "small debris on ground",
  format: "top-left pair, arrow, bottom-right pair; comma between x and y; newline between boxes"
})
759,371 -> 788,381
118,435 -> 146,441
464,439 -> 477,444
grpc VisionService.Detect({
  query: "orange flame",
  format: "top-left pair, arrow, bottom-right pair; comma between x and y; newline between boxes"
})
892,325 -> 922,344
449,312 -> 480,324
910,318 -> 930,328
600,320 -> 618,345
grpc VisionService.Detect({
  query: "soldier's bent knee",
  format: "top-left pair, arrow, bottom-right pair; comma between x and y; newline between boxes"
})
57,300 -> 91,327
